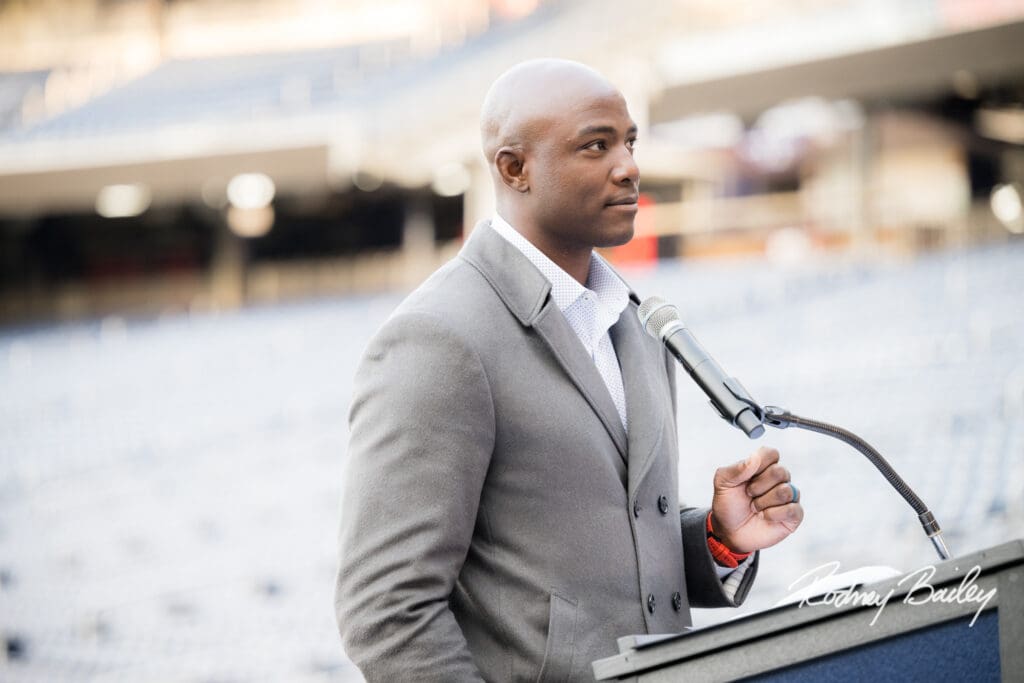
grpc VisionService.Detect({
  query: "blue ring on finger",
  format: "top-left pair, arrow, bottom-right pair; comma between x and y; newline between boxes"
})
789,483 -> 800,504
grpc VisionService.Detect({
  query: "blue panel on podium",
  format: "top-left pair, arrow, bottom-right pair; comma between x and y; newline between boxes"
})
747,610 -> 1000,682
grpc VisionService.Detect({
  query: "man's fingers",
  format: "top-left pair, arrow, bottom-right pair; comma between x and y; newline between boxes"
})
761,502 -> 804,525
750,446 -> 780,475
751,481 -> 798,512
715,446 -> 779,488
746,464 -> 790,498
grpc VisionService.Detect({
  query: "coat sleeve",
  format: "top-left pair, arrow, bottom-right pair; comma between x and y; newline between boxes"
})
680,507 -> 759,608
664,348 -> 760,608
334,311 -> 494,682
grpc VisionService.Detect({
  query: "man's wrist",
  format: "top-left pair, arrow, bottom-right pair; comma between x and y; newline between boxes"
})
705,511 -> 752,569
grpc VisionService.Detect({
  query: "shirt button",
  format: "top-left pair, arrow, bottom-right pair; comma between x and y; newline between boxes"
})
647,593 -> 656,614
633,499 -> 640,518
672,592 -> 683,611
657,495 -> 670,515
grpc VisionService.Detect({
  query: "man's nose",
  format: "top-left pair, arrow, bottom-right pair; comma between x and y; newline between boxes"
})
612,148 -> 639,185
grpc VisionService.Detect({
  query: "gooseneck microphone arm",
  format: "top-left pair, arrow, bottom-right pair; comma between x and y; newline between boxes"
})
761,407 -> 950,561
637,296 -> 951,561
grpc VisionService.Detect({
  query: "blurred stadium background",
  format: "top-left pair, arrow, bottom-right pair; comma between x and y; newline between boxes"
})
1,0 -> 1023,680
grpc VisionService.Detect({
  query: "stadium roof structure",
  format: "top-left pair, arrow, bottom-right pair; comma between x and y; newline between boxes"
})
652,18 -> 1024,122
0,3 -> 1022,218
1,43 -> 403,144
0,2 -> 569,216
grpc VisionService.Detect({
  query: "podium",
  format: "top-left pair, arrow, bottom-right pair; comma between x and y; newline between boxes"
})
592,539 -> 1023,682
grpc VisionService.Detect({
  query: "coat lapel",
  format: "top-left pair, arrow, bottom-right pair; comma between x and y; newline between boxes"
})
532,303 -> 629,460
459,220 -> 628,461
610,296 -> 668,497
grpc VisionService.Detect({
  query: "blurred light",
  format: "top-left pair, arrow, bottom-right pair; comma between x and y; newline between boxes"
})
976,107 -> 1024,144
431,163 -> 471,197
227,173 -> 275,209
96,183 -> 151,218
352,171 -> 383,192
765,226 -> 813,265
227,206 -> 274,238
991,183 -> 1023,233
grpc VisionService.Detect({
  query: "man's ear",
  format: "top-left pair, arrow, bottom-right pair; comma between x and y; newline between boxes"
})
495,146 -> 529,193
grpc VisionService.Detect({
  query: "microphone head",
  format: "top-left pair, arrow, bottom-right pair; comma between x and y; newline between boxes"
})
637,296 -> 681,339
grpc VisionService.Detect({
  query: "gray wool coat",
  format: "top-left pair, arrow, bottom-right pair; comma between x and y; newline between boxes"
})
334,220 -> 758,682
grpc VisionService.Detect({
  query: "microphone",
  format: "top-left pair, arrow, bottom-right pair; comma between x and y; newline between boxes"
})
638,296 -> 765,438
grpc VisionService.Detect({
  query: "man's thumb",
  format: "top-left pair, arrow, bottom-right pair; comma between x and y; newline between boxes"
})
716,451 -> 761,488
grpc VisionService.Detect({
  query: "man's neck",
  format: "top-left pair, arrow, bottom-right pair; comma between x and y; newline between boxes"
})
496,211 -> 592,286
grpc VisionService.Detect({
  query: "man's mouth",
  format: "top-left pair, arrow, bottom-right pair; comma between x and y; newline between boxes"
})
606,195 -> 639,207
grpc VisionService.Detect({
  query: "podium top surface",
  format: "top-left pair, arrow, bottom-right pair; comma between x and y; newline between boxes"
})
592,538 -> 1024,681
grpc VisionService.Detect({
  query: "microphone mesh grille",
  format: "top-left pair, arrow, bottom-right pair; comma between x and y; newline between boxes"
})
637,296 -> 681,339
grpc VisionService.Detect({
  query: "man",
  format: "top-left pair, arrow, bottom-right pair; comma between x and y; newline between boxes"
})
334,59 -> 803,682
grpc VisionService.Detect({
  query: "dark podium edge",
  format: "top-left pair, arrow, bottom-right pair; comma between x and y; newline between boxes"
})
592,538 -> 1024,681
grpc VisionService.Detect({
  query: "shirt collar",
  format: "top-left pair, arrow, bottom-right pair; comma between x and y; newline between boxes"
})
490,214 -> 630,318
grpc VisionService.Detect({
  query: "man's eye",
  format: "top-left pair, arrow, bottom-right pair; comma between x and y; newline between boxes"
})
585,140 -> 607,151
627,138 -> 638,150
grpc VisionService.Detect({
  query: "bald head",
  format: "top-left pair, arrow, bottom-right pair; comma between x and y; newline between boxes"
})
477,59 -> 640,279
480,59 -> 623,164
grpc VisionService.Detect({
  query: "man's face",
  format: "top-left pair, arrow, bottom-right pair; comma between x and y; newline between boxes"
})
525,90 -> 640,251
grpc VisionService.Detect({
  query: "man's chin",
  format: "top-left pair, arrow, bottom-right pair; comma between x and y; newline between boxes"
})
598,223 -> 635,249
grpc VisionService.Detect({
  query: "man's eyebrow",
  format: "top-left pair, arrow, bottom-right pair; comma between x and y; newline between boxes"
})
575,124 -> 638,137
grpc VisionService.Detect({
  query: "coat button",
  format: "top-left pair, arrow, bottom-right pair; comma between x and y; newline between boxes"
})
633,499 -> 640,518
672,592 -> 683,611
657,495 -> 669,515
647,593 -> 656,614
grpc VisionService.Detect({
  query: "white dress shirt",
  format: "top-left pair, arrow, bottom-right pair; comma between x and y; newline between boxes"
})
491,213 -> 630,432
